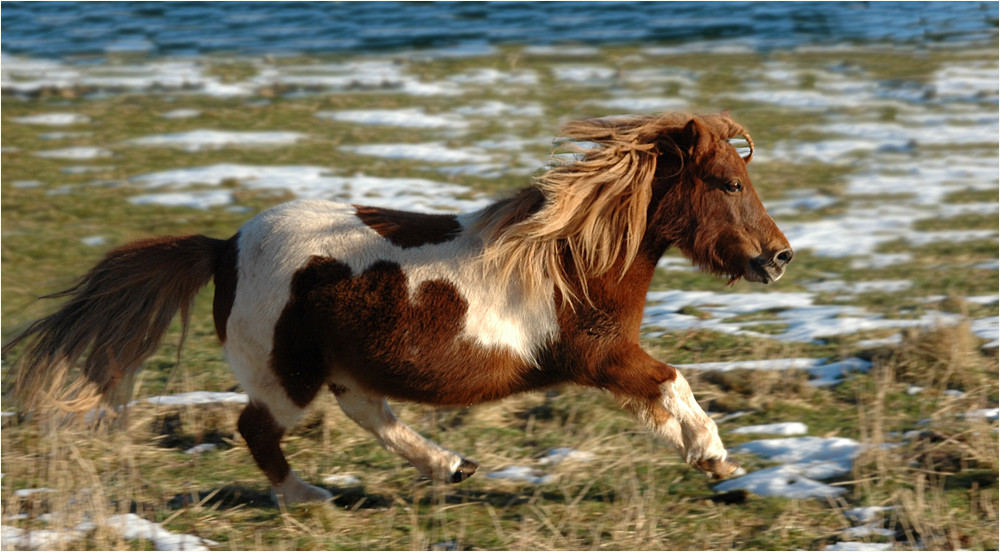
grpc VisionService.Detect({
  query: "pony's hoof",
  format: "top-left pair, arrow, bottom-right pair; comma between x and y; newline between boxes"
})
450,459 -> 478,483
695,457 -> 741,480
272,481 -> 333,505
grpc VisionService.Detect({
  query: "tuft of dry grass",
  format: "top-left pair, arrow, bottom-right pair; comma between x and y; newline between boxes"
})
849,324 -> 999,551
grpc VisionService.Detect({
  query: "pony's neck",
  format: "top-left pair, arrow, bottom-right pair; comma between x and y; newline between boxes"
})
640,151 -> 695,256
558,156 -> 685,320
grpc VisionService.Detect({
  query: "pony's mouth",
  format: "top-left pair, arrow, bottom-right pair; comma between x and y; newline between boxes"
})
728,254 -> 790,286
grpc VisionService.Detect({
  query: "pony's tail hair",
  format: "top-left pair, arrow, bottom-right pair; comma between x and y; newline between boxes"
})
3,235 -> 229,414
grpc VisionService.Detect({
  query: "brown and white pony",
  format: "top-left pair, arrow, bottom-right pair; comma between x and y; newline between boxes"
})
6,112 -> 792,504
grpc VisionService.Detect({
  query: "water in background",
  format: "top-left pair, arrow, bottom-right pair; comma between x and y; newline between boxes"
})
1,2 -> 998,378
2,1 -> 997,61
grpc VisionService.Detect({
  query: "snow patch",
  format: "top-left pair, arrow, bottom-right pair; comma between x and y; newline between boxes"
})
963,408 -> 999,422
129,190 -> 234,210
2,525 -> 86,551
35,147 -> 112,160
161,109 -> 202,119
644,289 -> 965,345
714,463 -> 848,498
14,488 -> 57,498
805,280 -> 913,296
730,422 -> 808,436
11,113 -> 90,126
184,444 -> 218,455
139,391 -> 249,407
734,436 -> 862,466
584,96 -> 689,112
125,129 -> 305,151
971,317 -> 999,348
80,235 -> 107,247
109,513 -> 218,551
322,474 -> 362,486
551,65 -> 615,83
317,108 -> 469,129
341,142 -> 492,164
130,163 -> 489,213
538,448 -> 595,465
453,101 -> 545,118
824,543 -> 892,551
716,437 -> 862,499
844,506 -> 894,523
485,466 -> 554,485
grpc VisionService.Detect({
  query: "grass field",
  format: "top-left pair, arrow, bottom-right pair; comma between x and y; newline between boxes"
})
2,42 -> 997,550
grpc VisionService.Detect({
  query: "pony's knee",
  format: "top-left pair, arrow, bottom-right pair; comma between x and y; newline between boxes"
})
599,353 -> 676,402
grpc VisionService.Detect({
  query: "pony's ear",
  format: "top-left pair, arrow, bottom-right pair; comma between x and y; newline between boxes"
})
680,118 -> 710,160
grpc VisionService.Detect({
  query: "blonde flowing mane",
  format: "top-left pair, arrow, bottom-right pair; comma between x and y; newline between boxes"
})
471,112 -> 753,305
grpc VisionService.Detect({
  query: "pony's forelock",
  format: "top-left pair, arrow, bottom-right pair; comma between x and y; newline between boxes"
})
470,112 -> 752,306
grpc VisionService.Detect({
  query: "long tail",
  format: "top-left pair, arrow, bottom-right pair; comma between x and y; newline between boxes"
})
3,234 -> 230,413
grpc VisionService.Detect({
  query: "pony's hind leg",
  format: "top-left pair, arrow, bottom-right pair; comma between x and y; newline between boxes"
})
236,400 -> 333,505
331,383 -> 478,484
228,348 -> 332,504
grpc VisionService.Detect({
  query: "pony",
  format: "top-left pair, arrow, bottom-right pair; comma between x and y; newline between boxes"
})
5,112 -> 793,504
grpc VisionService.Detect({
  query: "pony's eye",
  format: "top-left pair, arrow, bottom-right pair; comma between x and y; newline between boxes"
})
726,180 -> 743,193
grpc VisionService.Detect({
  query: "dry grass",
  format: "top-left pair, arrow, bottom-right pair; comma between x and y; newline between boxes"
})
2,324 -> 996,550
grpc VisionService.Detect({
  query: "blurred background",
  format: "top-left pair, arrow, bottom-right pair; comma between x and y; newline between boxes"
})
1,2 -> 997,551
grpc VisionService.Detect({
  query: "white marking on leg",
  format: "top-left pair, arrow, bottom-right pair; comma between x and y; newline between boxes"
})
335,386 -> 467,483
630,370 -> 732,474
662,370 -> 729,464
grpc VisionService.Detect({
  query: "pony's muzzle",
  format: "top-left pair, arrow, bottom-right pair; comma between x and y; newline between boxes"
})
751,247 -> 794,283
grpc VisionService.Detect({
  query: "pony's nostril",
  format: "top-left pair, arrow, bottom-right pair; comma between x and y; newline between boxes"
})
774,248 -> 794,266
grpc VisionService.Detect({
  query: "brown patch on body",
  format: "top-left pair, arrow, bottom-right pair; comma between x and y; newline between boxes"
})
212,234 -> 239,342
354,205 -> 460,249
237,401 -> 290,484
270,257 -> 568,408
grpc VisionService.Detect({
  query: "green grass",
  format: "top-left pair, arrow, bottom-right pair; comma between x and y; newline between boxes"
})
2,44 -> 997,550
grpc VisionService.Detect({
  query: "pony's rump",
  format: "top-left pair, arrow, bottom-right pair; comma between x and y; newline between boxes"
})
4,234 -> 231,412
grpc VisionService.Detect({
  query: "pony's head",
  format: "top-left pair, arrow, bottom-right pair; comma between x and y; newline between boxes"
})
643,112 -> 793,285
474,112 -> 792,304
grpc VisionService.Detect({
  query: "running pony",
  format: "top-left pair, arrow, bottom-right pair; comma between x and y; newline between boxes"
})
7,112 -> 793,504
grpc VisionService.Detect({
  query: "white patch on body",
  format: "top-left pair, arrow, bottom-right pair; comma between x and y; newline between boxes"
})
224,199 -> 558,418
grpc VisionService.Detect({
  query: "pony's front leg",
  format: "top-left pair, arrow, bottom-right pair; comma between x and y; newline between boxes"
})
606,347 -> 740,479
331,384 -> 478,484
